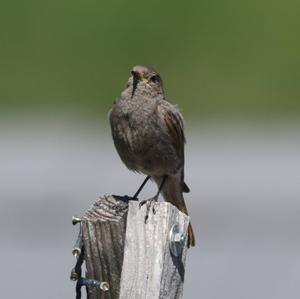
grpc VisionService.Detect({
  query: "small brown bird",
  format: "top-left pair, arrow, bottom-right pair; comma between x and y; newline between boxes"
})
109,65 -> 195,247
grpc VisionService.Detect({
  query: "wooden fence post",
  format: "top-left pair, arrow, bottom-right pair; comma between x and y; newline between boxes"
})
75,195 -> 190,299
81,195 -> 129,299
119,201 -> 189,299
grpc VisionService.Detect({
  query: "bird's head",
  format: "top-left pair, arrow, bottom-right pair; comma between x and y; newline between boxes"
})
126,65 -> 164,99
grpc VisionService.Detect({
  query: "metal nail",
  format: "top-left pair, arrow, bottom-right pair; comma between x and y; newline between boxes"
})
100,282 -> 110,291
77,278 -> 109,292
72,221 -> 83,257
70,269 -> 79,281
72,216 -> 82,225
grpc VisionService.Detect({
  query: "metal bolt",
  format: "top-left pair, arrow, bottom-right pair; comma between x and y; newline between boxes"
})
169,224 -> 186,257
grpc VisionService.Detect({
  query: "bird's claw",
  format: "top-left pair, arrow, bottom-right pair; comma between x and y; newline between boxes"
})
139,196 -> 158,223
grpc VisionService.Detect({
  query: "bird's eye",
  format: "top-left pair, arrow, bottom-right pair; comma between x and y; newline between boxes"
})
150,75 -> 159,83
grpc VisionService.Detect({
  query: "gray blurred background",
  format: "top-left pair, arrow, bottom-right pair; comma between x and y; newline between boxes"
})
1,0 -> 300,298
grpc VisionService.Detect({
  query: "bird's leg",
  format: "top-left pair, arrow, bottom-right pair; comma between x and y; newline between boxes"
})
139,175 -> 167,223
132,176 -> 151,199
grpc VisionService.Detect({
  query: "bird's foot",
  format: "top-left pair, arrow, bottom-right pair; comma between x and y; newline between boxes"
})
139,195 -> 159,223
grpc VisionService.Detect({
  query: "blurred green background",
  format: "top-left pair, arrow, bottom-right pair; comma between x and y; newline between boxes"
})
1,0 -> 299,120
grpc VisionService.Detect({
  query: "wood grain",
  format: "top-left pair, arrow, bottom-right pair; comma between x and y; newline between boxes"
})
80,196 -> 189,299
119,201 -> 189,299
82,195 -> 129,299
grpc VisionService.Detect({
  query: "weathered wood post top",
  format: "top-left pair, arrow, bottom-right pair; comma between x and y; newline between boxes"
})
71,195 -> 190,299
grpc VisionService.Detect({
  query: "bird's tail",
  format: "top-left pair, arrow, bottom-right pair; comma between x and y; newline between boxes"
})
154,175 -> 195,247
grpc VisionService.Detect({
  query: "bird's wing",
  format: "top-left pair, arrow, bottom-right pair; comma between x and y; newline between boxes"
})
157,101 -> 186,161
157,100 -> 190,192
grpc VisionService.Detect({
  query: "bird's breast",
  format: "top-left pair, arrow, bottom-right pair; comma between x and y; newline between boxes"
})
110,98 -> 179,175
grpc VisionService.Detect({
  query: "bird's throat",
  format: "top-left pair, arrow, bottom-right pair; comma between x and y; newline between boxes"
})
131,77 -> 139,98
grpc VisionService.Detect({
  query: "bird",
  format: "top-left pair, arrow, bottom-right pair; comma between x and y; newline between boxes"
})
109,65 -> 195,247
